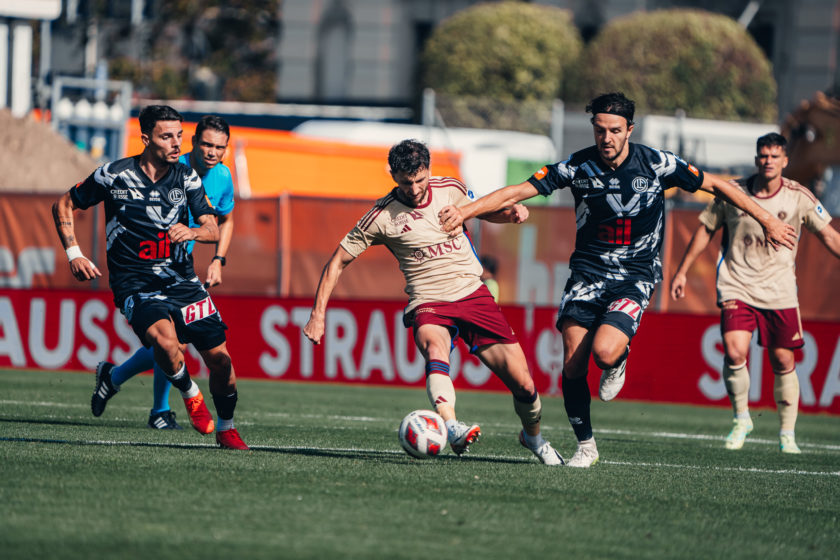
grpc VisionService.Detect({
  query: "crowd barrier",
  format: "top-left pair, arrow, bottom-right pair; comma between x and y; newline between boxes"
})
2,193 -> 839,320
2,288 -> 839,414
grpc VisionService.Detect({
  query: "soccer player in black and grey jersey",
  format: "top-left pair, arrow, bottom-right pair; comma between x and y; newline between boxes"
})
439,92 -> 796,467
52,105 -> 248,450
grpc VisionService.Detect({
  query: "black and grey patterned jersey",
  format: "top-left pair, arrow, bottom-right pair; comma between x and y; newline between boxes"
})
528,143 -> 704,283
69,156 -> 215,303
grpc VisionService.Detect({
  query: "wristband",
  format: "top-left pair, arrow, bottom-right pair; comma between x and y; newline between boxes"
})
212,255 -> 226,266
66,246 -> 85,262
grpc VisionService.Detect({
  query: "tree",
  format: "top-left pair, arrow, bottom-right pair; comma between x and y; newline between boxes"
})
420,1 -> 582,132
569,9 -> 777,122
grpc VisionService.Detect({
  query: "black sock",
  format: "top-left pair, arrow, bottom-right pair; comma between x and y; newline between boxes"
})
562,375 -> 593,441
212,391 -> 238,421
166,363 -> 193,393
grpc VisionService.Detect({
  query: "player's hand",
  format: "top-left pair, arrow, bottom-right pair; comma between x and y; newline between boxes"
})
438,205 -> 464,235
763,218 -> 796,251
205,260 -> 222,288
167,223 -> 196,244
69,257 -> 102,282
303,314 -> 325,344
510,204 -> 529,224
670,272 -> 687,300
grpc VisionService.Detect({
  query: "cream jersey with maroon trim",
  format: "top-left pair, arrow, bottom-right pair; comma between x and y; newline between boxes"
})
699,176 -> 832,309
340,176 -> 482,313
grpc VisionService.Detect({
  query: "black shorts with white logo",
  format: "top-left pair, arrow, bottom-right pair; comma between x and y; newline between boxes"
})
120,279 -> 227,351
556,271 -> 654,340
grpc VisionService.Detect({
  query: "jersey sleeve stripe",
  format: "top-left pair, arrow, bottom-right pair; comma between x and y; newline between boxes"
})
431,177 -> 468,194
783,178 -> 819,203
358,195 -> 393,231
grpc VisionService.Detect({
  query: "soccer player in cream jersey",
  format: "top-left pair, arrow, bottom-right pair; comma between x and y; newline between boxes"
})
304,139 -> 565,465
671,132 -> 840,453
439,93 -> 796,467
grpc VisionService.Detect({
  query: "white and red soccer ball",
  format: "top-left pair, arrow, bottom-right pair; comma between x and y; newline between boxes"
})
398,409 -> 447,459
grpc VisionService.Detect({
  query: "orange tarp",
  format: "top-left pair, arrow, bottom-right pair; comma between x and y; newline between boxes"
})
124,119 -> 462,199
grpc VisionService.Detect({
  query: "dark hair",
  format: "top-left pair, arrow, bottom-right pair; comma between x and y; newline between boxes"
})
756,132 -> 787,153
138,105 -> 183,135
195,114 -> 230,141
388,139 -> 430,175
480,255 -> 498,275
586,92 -> 635,126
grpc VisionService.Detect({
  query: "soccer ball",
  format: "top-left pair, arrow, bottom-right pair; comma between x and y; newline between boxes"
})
398,409 -> 448,459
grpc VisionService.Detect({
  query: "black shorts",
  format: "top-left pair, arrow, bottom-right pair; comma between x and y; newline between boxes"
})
556,271 -> 654,340
120,279 -> 227,351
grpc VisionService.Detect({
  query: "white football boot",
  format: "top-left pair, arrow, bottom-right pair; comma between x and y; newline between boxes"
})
779,433 -> 802,454
599,353 -> 627,402
518,431 -> 564,465
566,437 -> 600,468
448,421 -> 481,456
724,417 -> 753,450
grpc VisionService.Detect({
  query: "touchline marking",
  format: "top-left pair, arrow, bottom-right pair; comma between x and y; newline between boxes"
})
1,436 -> 838,477
3,400 -> 840,451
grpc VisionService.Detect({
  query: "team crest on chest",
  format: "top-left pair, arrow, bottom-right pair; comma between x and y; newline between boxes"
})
167,189 -> 185,205
631,177 -> 648,193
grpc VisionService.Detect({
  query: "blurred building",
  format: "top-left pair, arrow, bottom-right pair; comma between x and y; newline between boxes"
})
273,0 -> 839,118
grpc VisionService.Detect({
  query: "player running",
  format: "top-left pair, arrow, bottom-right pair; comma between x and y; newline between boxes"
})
439,92 -> 796,467
95,115 -> 236,431
52,105 -> 248,450
670,132 -> 840,453
303,139 -> 564,465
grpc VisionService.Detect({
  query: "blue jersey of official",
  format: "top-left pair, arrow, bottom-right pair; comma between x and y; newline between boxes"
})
179,153 -> 235,253
528,142 -> 704,283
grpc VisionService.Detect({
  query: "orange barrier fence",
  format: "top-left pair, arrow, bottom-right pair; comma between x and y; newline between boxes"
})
2,193 -> 839,320
124,119 -> 463,199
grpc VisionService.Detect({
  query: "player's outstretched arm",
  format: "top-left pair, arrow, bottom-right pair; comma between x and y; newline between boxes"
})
479,203 -> 530,224
51,191 -> 101,281
699,173 -> 795,250
304,246 -> 357,345
670,224 -> 715,300
815,224 -> 840,259
439,181 -> 538,233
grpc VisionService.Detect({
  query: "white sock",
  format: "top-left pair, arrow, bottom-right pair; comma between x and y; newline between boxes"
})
780,429 -> 795,438
217,418 -> 234,432
735,410 -> 751,421
179,379 -> 199,399
445,419 -> 460,438
521,431 -> 544,448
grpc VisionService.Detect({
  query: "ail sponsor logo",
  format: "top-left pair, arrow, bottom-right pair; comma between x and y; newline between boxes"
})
138,232 -> 171,259
597,218 -> 632,245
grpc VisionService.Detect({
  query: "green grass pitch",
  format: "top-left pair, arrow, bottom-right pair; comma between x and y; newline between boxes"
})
1,368 -> 839,559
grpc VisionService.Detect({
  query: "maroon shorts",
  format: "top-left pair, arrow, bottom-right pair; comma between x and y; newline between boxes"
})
720,299 -> 804,349
405,284 -> 518,352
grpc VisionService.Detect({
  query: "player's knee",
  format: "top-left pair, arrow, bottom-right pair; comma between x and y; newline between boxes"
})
149,333 -> 179,358
591,346 -> 622,370
513,392 -> 542,426
510,374 -> 536,396
724,350 -> 748,366
203,349 -> 232,375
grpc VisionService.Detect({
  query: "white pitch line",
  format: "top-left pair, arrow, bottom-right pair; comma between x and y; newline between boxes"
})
3,399 -> 840,451
1,436 -> 838,477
